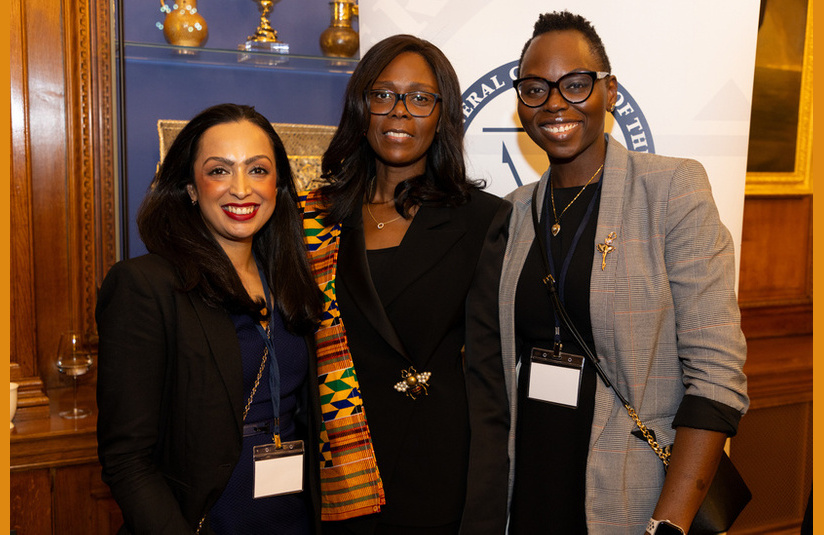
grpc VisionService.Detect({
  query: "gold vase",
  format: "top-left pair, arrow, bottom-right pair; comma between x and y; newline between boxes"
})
161,0 -> 208,48
319,1 -> 359,58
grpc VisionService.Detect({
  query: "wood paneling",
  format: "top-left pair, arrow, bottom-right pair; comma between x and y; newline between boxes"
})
729,402 -> 813,534
10,468 -> 53,535
55,465 -> 122,535
737,195 -> 812,339
743,335 -> 812,410
11,0 -> 116,398
738,195 -> 812,304
11,385 -> 122,534
732,192 -> 812,535
10,0 -> 39,380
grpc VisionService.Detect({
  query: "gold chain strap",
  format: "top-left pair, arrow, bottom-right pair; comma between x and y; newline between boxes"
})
624,403 -> 672,466
243,330 -> 270,421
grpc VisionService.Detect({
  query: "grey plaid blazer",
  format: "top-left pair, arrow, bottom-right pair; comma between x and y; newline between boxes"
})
500,135 -> 748,534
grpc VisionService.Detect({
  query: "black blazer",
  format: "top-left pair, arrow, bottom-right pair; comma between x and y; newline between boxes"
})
96,254 -> 321,534
332,189 -> 511,534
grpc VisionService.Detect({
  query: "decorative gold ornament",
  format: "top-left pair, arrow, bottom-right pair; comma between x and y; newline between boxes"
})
320,1 -> 359,58
393,367 -> 431,400
596,232 -> 617,270
240,0 -> 289,55
160,0 -> 208,48
248,0 -> 279,42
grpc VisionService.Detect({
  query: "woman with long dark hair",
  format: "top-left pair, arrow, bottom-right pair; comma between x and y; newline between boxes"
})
97,103 -> 323,534
301,35 -> 511,535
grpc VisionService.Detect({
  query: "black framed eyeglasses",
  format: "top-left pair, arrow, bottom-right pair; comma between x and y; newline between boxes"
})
513,71 -> 610,107
366,89 -> 442,117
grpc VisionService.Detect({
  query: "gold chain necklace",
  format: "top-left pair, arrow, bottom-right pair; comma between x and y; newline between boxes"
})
366,202 -> 403,230
549,163 -> 604,236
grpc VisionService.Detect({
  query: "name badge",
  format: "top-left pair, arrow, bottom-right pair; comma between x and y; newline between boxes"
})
253,440 -> 304,498
528,347 -> 585,408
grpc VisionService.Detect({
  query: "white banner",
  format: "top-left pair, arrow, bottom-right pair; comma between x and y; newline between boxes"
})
359,1 -> 760,271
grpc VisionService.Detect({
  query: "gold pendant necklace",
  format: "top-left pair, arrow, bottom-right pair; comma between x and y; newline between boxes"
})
550,163 -> 604,236
366,202 -> 403,230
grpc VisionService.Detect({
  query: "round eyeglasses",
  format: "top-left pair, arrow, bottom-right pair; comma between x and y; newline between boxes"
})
366,89 -> 442,118
513,71 -> 610,107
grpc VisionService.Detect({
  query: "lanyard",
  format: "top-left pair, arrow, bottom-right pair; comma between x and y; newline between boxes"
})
251,263 -> 283,447
531,173 -> 602,352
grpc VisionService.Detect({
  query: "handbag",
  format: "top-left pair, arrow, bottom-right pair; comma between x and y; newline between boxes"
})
529,187 -> 751,534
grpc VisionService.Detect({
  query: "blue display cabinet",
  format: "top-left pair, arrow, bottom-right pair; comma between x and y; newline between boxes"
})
116,0 -> 355,257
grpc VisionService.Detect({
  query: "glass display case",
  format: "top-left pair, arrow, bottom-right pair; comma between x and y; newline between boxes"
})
116,0 -> 356,257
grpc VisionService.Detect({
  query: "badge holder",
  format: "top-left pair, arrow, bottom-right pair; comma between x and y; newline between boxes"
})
253,436 -> 304,498
528,346 -> 585,408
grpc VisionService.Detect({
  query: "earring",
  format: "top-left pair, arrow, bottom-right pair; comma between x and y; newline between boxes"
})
608,104 -> 615,113
187,184 -> 197,206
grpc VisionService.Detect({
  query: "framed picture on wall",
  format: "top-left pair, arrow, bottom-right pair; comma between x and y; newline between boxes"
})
745,0 -> 812,195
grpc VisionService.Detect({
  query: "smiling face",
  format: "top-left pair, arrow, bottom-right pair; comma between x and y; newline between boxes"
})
518,30 -> 617,168
366,51 -> 441,179
186,120 -> 277,253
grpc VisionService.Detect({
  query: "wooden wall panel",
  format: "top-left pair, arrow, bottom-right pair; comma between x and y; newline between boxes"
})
54,465 -> 121,535
25,0 -> 72,390
10,469 -> 53,535
10,0 -> 39,381
729,402 -> 813,534
10,0 -> 116,395
737,195 -> 812,338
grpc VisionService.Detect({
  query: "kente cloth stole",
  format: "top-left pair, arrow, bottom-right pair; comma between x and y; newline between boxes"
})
299,190 -> 385,521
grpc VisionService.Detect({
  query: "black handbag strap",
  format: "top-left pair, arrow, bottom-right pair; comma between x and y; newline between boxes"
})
529,183 -> 672,465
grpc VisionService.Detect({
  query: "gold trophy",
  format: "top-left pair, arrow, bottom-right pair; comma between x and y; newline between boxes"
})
239,0 -> 289,56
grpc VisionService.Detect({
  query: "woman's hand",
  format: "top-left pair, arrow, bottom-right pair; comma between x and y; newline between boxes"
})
649,426 -> 727,532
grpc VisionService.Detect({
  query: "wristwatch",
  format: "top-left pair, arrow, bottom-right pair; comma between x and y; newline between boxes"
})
647,518 -> 686,535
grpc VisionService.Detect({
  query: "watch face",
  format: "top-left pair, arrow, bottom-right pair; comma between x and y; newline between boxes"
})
656,522 -> 685,535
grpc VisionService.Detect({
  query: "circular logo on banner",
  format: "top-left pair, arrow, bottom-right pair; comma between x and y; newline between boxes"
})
461,60 -> 655,191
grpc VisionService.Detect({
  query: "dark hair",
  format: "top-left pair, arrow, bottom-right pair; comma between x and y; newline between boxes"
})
137,103 -> 322,334
319,34 -> 482,225
519,11 -> 612,73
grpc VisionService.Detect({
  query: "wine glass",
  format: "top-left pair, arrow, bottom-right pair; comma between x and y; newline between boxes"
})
56,331 -> 94,419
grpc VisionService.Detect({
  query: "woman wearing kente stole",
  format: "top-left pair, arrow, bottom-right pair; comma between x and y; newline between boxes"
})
301,34 -> 511,535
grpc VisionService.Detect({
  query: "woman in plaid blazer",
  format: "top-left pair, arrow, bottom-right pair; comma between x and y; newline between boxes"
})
500,12 -> 748,535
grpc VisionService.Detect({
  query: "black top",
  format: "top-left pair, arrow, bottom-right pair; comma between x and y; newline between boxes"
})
209,310 -> 311,534
365,245 -> 399,297
509,182 -> 601,534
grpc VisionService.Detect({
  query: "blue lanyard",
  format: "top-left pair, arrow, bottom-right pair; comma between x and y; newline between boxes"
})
542,176 -> 603,347
252,263 -> 282,442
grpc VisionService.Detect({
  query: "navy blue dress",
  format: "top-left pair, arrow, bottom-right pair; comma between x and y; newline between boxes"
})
209,308 -> 312,535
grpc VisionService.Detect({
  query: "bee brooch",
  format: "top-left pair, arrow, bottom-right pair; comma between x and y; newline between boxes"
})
394,366 -> 432,400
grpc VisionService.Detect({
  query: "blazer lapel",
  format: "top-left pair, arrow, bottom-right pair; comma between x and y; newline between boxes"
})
380,203 -> 466,307
589,134 -> 628,447
188,292 -> 245,431
338,210 -> 411,360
